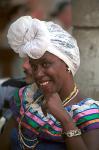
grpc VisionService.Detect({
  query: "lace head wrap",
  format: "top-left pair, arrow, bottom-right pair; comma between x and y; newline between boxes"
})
7,16 -> 80,75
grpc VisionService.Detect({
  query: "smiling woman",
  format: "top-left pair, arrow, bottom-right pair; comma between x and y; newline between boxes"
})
29,52 -> 69,96
7,16 -> 99,150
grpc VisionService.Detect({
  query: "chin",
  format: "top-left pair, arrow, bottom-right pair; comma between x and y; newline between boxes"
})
41,87 -> 56,96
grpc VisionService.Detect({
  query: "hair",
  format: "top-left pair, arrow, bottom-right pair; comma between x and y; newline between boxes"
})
50,1 -> 71,18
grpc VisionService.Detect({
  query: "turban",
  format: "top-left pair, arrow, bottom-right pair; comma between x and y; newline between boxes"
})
7,16 -> 80,76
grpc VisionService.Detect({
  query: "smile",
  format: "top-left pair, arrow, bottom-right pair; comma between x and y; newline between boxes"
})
40,81 -> 49,86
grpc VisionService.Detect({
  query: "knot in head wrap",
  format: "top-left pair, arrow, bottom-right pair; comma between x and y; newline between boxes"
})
7,16 -> 80,76
7,16 -> 50,59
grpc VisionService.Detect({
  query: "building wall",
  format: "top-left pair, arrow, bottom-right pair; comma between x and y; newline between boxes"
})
73,0 -> 99,100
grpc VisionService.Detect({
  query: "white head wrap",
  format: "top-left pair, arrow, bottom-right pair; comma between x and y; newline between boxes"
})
7,16 -> 80,76
7,16 -> 50,59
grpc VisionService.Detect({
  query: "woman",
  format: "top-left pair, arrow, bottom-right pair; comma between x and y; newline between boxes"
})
7,16 -> 99,150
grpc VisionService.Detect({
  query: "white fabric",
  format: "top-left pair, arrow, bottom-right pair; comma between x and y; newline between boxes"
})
45,21 -> 80,76
7,16 -> 50,59
7,16 -> 80,76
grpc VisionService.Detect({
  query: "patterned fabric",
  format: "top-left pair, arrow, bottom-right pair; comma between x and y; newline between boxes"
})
7,16 -> 80,76
11,83 -> 99,148
7,16 -> 50,59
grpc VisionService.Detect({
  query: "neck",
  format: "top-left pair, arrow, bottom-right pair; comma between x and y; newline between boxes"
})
59,77 -> 75,101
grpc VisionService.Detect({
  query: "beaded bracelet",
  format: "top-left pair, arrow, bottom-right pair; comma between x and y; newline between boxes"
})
62,129 -> 81,138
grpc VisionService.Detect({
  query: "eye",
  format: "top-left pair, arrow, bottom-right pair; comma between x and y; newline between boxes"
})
42,62 -> 51,68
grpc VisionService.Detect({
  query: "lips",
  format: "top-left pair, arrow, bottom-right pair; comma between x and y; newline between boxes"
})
36,80 -> 50,90
36,79 -> 55,94
39,81 -> 49,86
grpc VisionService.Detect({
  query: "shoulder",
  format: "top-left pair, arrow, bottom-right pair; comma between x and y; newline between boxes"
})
16,82 -> 42,104
0,84 -> 17,95
70,98 -> 99,132
11,83 -> 40,115
1,78 -> 27,88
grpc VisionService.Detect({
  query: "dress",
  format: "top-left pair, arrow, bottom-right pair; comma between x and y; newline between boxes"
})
11,83 -> 99,150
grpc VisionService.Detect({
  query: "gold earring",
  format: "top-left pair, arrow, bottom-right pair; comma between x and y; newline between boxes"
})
67,67 -> 71,72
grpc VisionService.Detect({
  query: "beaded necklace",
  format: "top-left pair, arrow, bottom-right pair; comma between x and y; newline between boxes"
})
18,83 -> 78,149
18,95 -> 43,150
62,84 -> 79,106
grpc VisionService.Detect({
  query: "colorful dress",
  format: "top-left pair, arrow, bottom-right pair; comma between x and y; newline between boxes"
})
11,83 -> 99,150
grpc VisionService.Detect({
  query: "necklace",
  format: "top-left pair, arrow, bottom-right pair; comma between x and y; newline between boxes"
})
62,84 -> 79,107
18,83 -> 79,149
18,94 -> 43,150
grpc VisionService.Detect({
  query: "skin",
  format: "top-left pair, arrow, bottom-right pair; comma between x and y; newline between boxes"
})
22,57 -> 33,84
29,52 -> 99,150
29,52 -> 74,100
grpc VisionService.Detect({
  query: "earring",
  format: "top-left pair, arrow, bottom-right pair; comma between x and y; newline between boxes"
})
67,67 -> 71,72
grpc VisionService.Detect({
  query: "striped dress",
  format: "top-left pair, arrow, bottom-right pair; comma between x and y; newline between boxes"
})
11,83 -> 99,150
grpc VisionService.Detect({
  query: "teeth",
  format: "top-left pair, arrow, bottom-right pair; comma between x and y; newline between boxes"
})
40,81 -> 49,86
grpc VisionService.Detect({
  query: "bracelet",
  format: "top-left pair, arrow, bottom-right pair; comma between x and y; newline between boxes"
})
62,129 -> 81,138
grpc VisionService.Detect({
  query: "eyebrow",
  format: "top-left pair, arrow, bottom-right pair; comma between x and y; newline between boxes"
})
29,57 -> 48,64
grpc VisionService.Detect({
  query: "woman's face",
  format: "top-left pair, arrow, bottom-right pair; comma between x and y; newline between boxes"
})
29,52 -> 67,96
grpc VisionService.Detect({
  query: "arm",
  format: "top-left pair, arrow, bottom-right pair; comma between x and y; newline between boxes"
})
43,93 -> 99,150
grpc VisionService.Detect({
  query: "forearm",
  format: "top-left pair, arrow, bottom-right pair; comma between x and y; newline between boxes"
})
61,116 -> 88,150
44,93 -> 99,150
64,135 -> 87,150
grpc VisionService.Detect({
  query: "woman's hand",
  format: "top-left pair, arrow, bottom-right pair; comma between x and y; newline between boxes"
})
42,93 -> 71,124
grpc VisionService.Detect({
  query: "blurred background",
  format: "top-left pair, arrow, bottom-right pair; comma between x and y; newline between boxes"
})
0,0 -> 99,148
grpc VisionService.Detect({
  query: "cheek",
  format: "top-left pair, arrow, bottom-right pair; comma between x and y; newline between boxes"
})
48,65 -> 66,81
47,68 -> 58,80
55,69 -> 66,84
49,70 -> 63,87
